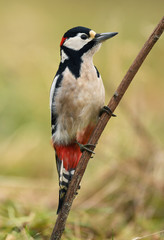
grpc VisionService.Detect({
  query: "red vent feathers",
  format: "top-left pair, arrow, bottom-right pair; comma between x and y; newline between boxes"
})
54,143 -> 82,170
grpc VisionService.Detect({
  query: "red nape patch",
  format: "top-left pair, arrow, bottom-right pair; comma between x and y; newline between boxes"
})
54,143 -> 82,170
60,37 -> 67,46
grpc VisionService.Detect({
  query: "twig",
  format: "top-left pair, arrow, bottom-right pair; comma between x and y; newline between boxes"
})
132,229 -> 164,240
50,16 -> 164,240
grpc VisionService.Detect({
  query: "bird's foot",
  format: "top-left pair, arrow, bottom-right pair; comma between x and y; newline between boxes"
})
76,141 -> 95,154
75,185 -> 81,195
99,106 -> 116,117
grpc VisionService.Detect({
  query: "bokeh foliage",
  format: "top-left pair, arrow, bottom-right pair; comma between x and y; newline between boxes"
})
0,0 -> 164,239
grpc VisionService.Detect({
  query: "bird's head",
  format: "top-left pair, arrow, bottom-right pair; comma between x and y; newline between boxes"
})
59,26 -> 118,61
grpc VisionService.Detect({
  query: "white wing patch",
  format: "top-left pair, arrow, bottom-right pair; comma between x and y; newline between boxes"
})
50,75 -> 59,110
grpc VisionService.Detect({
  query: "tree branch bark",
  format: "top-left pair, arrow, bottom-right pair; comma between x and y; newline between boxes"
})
50,16 -> 164,240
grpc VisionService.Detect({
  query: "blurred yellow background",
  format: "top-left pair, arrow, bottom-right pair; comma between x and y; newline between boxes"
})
0,0 -> 164,239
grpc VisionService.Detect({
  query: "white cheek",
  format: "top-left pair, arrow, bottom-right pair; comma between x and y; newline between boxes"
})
63,36 -> 90,50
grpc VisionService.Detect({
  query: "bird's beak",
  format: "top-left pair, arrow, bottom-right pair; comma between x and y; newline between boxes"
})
94,32 -> 118,43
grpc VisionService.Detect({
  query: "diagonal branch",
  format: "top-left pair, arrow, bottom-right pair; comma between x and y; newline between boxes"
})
50,16 -> 164,240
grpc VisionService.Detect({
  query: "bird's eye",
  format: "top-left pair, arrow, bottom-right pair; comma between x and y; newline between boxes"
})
81,34 -> 88,40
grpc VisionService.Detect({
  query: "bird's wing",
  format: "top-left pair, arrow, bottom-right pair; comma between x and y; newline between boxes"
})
50,73 -> 64,136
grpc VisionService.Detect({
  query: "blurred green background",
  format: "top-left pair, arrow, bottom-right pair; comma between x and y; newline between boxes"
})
0,0 -> 164,239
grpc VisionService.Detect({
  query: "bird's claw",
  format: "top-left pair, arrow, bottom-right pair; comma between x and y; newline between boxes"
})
75,185 -> 81,195
100,106 -> 116,117
76,141 -> 95,154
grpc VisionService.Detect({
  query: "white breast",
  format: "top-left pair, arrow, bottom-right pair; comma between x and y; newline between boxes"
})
52,58 -> 105,145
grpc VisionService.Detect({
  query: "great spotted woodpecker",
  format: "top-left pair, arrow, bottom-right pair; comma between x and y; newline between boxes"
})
50,26 -> 118,214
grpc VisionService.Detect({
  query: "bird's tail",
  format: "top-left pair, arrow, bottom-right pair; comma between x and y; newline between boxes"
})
57,160 -> 75,214
55,144 -> 81,214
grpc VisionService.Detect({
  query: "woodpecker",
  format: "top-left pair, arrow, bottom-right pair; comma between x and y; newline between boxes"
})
50,26 -> 118,214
